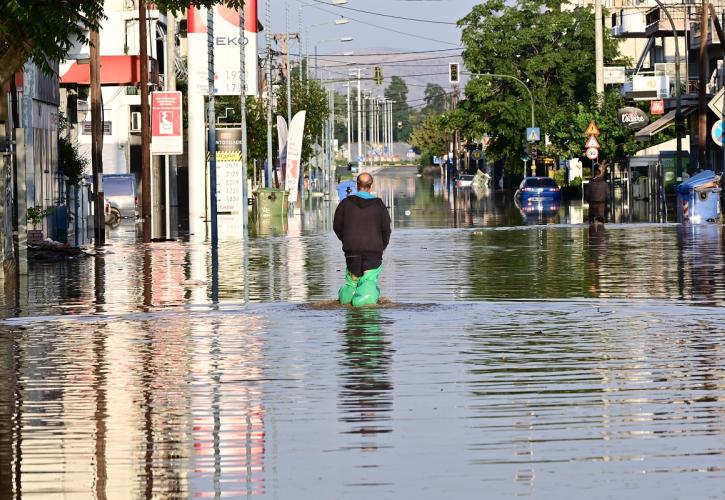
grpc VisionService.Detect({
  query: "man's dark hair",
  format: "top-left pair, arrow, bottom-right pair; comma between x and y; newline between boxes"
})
357,173 -> 373,191
595,168 -> 603,178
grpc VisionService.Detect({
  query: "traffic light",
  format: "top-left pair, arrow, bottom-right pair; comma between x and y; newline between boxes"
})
373,66 -> 383,85
449,62 -> 459,84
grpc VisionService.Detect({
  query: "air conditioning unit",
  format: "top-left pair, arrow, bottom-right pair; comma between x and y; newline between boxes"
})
130,111 -> 142,133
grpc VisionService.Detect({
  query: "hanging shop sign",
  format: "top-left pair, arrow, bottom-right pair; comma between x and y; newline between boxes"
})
618,106 -> 649,130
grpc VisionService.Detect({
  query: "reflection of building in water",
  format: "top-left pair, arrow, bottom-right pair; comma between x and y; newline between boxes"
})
191,320 -> 267,497
338,309 -> 394,444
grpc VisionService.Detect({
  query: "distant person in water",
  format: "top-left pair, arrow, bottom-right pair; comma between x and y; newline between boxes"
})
586,167 -> 610,224
333,173 -> 391,306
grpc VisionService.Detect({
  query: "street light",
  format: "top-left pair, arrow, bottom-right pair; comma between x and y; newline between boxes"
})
315,37 -> 353,78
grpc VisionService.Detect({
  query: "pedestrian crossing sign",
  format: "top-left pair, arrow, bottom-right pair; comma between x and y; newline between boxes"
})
526,127 -> 541,142
585,121 -> 600,135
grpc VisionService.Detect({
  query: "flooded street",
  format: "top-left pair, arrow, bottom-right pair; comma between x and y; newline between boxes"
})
1,167 -> 725,498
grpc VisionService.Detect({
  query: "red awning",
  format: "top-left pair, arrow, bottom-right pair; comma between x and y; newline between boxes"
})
60,55 -> 157,86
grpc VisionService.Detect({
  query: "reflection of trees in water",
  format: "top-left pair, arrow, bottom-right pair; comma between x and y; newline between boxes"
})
338,309 -> 394,439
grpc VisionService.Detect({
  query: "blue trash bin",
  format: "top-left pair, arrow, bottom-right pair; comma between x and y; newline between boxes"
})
336,180 -> 357,200
675,170 -> 722,224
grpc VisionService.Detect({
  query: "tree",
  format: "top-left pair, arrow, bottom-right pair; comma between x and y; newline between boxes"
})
0,0 -> 245,88
458,0 -> 624,172
384,76 -> 412,142
548,89 -> 673,163
422,83 -> 447,115
409,114 -> 448,159
274,72 -> 330,167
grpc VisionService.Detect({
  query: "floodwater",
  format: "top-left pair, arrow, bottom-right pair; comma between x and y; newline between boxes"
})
1,167 -> 724,499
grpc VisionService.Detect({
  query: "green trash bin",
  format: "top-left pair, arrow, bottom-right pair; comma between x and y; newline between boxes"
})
254,188 -> 289,219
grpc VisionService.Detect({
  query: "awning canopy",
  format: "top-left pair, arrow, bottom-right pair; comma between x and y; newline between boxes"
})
635,106 -> 695,141
60,55 -> 157,86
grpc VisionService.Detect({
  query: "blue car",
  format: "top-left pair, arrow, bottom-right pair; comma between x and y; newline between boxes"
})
515,177 -> 562,204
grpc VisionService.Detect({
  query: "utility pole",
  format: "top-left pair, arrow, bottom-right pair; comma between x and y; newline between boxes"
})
265,0 -> 273,187
165,10 -> 177,239
90,28 -> 105,246
239,6 -> 249,229
355,69 -> 362,161
139,0 -> 151,243
207,10 -> 218,247
595,0 -> 604,99
346,82 -> 352,162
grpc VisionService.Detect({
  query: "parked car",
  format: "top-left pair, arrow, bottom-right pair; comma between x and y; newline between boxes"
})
103,174 -> 137,218
347,162 -> 359,174
455,174 -> 475,188
515,177 -> 561,203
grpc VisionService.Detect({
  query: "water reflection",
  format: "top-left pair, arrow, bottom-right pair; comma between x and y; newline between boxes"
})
338,309 -> 394,440
1,167 -> 725,498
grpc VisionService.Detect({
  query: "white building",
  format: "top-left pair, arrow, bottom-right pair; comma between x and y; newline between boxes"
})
59,0 -> 171,179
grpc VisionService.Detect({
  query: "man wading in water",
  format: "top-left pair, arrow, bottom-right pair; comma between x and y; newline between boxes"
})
333,173 -> 391,306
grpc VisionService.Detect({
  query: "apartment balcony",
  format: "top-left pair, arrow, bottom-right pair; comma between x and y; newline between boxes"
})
645,6 -> 687,38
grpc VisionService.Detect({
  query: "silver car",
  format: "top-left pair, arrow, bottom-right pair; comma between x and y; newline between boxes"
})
103,174 -> 137,219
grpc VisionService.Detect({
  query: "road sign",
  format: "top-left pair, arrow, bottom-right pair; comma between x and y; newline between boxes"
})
708,87 -> 725,118
585,121 -> 600,136
357,155 -> 364,163
585,135 -> 600,149
526,127 -> 541,142
471,149 -> 483,161
151,91 -> 183,155
586,147 -> 599,160
711,119 -> 724,147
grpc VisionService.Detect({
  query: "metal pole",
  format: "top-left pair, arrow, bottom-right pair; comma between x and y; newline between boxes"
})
595,0 -> 604,98
90,28 -> 105,246
356,69 -> 362,161
651,0 -> 682,177
346,82 -> 352,162
165,11 -> 176,240
265,0 -> 273,187
239,5 -> 249,303
298,7 -> 303,83
285,2 -> 292,126
239,6 -> 249,230
207,10 -> 218,247
329,88 -> 335,200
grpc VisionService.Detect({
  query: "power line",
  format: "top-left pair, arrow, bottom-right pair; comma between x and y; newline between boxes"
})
309,0 -> 458,25
298,0 -> 461,47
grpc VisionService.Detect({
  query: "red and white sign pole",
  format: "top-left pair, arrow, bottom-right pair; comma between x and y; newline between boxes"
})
187,1 -> 258,240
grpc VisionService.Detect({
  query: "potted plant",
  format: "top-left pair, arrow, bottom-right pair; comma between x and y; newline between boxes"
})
27,206 -> 53,245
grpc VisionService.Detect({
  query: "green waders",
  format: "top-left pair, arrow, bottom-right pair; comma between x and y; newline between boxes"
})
338,265 -> 382,307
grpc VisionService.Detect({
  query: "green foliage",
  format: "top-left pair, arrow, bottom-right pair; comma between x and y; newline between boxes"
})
423,84 -> 447,115
458,0 -> 622,172
274,72 -> 330,167
214,95 -> 269,169
570,176 -> 583,187
385,76 -> 411,141
409,114 -> 448,159
552,167 -> 567,187
27,206 -> 53,227
58,136 -> 87,185
548,90 -> 673,162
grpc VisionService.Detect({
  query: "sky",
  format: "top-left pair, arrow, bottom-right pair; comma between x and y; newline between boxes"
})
267,0 -> 481,101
